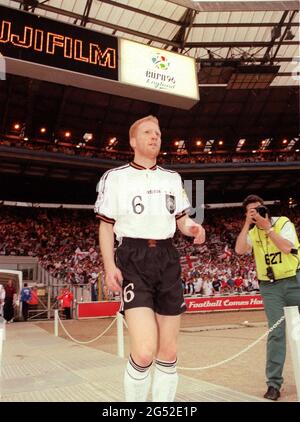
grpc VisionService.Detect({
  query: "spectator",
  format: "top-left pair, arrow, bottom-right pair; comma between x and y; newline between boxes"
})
3,279 -> 16,323
20,282 -> 32,321
0,283 -> 5,317
1,204 -> 299,301
227,277 -> 235,292
28,285 -> 39,316
57,285 -> 74,319
212,279 -> 221,293
234,275 -> 244,293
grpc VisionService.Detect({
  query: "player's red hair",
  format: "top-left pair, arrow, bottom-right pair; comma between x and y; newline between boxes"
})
129,115 -> 159,139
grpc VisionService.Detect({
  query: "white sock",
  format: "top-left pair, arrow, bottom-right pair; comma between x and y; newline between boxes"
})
152,358 -> 178,402
124,355 -> 152,402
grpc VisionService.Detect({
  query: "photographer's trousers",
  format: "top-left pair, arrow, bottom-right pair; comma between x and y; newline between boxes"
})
259,272 -> 300,390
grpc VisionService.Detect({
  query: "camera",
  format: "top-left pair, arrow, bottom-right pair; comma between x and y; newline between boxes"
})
266,266 -> 275,282
256,205 -> 268,218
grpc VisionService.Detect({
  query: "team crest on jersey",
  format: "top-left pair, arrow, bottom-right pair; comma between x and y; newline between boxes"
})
165,194 -> 176,214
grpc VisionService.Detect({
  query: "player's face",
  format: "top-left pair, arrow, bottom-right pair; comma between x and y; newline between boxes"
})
131,120 -> 161,159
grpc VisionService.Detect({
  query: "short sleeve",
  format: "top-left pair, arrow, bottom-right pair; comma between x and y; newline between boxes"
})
94,171 -> 117,224
176,174 -> 191,220
280,220 -> 297,245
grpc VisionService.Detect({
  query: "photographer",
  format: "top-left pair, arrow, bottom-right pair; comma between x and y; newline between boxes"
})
235,195 -> 300,401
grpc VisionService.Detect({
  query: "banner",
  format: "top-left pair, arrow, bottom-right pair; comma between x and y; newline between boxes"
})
119,38 -> 199,109
77,300 -> 121,318
0,5 -> 118,81
185,294 -> 264,312
120,39 -> 199,100
77,294 -> 264,318
0,6 -> 199,109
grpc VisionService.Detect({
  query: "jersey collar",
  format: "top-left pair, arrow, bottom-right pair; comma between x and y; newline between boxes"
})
130,161 -> 157,171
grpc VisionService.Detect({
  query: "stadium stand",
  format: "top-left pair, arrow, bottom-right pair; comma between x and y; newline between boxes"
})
1,205 -> 299,299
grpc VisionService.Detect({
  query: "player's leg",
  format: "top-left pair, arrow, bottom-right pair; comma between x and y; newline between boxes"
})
152,314 -> 181,402
124,307 -> 157,402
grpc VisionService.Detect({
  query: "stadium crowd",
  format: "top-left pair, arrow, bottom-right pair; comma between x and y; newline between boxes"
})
0,205 -> 299,298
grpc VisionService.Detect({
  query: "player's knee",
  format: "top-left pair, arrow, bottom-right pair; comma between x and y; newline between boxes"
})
131,349 -> 154,367
156,346 -> 177,362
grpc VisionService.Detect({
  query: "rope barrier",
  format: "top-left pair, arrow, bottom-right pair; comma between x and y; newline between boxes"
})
177,315 -> 285,371
56,313 -> 286,373
57,314 -> 117,345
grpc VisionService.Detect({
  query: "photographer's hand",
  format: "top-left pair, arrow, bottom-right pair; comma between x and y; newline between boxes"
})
246,208 -> 257,226
249,209 -> 271,231
245,208 -> 292,254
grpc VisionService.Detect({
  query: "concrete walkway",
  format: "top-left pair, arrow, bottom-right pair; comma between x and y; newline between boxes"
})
0,323 -> 266,402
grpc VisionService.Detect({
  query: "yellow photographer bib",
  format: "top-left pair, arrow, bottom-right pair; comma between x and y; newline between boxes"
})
249,216 -> 300,281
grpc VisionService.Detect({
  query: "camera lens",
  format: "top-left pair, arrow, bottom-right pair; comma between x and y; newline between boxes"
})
256,206 -> 267,218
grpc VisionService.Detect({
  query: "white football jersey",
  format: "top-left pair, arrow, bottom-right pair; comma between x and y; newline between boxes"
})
95,162 -> 190,240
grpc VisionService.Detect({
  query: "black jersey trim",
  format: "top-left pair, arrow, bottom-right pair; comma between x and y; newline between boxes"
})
176,211 -> 186,220
97,214 -> 115,224
130,161 -> 157,170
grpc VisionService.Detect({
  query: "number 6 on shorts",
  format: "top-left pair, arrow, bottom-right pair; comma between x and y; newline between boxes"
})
123,283 -> 135,303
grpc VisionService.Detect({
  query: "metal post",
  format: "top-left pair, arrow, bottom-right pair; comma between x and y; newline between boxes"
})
72,285 -> 76,319
117,312 -> 125,358
2,319 -> 6,341
98,272 -> 103,300
284,306 -> 300,401
0,326 -> 3,378
47,284 -> 51,320
54,309 -> 59,337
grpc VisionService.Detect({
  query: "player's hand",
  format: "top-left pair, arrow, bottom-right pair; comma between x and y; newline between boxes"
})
190,224 -> 205,245
105,266 -> 123,292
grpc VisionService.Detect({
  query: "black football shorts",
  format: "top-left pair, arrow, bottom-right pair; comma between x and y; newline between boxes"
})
115,237 -> 186,316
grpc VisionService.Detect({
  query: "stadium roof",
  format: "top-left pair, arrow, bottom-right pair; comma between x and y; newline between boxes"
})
0,1 -> 299,159
2,0 -> 299,86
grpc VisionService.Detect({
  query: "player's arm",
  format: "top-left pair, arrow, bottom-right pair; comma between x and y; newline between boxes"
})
96,171 -> 122,292
99,221 -> 123,292
177,214 -> 205,245
99,221 -> 115,271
